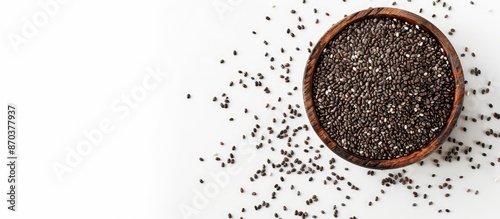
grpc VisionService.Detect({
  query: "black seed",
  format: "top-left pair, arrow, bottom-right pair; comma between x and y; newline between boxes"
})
311,17 -> 454,160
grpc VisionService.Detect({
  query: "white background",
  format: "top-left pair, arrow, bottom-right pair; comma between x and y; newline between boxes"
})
1,0 -> 500,218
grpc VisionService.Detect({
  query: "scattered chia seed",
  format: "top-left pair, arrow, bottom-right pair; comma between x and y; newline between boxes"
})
195,3 -> 494,219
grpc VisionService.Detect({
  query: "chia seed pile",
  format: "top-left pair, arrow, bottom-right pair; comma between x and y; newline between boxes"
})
313,17 -> 454,159
186,1 -> 499,218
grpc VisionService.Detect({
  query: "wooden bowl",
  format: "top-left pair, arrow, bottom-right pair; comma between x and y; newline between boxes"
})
303,7 -> 464,169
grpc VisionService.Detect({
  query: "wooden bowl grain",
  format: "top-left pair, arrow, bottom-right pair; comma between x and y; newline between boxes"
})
303,7 -> 464,169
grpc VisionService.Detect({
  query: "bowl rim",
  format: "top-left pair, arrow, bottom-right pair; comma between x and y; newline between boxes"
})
303,7 -> 465,169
